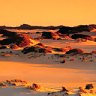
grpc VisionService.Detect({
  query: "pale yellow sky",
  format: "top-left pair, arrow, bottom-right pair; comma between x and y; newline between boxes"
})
0,0 -> 96,26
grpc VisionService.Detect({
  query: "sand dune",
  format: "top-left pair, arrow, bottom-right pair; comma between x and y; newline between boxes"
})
0,28 -> 96,96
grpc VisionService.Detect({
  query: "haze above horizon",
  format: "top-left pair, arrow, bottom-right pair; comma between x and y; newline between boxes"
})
0,0 -> 96,26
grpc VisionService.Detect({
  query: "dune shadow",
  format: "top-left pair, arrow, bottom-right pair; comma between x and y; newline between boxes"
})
0,56 -> 96,71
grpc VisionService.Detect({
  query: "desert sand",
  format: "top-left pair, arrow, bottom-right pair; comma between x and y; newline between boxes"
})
0,28 -> 96,96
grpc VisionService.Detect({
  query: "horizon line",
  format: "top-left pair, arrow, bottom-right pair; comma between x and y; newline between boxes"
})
0,23 -> 96,27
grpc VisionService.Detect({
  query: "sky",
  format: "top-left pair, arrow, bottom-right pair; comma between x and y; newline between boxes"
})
0,0 -> 96,26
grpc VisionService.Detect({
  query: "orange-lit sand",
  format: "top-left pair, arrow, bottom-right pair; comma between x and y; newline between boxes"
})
0,29 -> 96,96
0,61 -> 96,89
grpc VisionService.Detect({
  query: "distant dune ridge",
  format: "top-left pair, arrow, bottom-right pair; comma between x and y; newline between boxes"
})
0,24 -> 96,31
0,26 -> 96,59
0,27 -> 96,59
0,25 -> 96,96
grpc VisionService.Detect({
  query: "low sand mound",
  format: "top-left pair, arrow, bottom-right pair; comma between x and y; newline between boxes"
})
0,29 -> 39,49
66,48 -> 84,55
53,46 -> 72,53
71,34 -> 93,41
0,29 -> 17,37
22,45 -> 52,54
5,79 -> 28,86
15,34 -> 39,47
42,32 -> 60,39
57,25 -> 89,35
